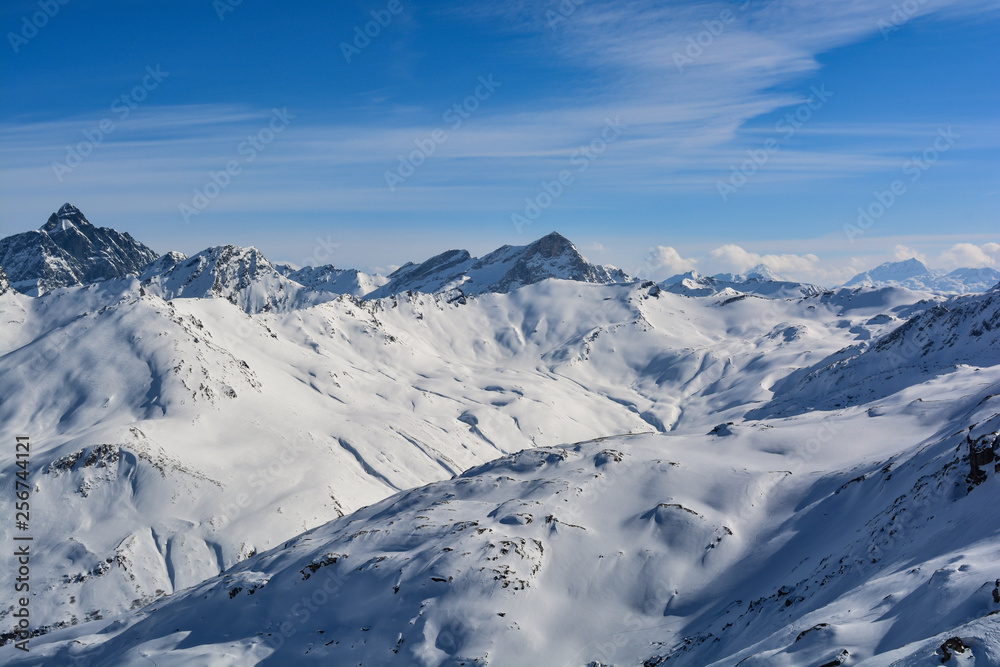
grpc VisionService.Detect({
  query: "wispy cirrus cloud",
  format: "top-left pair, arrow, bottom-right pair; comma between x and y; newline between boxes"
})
1,0 -> 997,272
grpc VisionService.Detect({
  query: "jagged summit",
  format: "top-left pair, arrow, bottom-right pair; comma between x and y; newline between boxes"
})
141,244 -> 337,313
0,204 -> 158,295
368,231 -> 628,298
39,203 -> 94,233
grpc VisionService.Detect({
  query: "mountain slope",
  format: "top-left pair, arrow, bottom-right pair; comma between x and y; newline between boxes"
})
368,232 -> 628,298
16,376 -> 1000,666
0,204 -> 159,295
1,214 -> 997,665
756,285 -> 1000,417
1,277 -> 931,635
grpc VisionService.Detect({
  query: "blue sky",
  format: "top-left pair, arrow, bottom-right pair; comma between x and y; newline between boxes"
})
1,0 -> 998,282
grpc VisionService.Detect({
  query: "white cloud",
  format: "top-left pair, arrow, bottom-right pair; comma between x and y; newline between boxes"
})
893,244 -> 926,263
652,246 -> 698,275
709,244 -> 820,277
371,264 -> 401,276
937,242 -> 1000,269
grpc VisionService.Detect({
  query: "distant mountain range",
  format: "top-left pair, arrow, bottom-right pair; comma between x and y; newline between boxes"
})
661,265 -> 826,299
0,205 -> 996,304
844,257 -> 1000,293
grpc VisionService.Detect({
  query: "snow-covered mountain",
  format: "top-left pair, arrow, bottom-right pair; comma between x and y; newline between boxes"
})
367,231 -> 628,298
16,377 -> 1000,666
711,263 -> 783,283
0,204 -> 159,296
141,245 -> 338,313
1,209 -> 999,666
844,257 -> 1000,293
0,265 -> 9,296
757,282 -> 1000,417
662,268 -> 826,299
275,263 -> 388,298
2,272 -> 930,638
139,250 -> 188,279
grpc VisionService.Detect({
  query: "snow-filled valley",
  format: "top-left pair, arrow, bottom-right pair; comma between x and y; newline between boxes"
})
1,206 -> 999,666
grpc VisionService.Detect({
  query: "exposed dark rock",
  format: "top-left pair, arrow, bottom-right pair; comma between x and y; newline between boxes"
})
0,204 -> 159,295
939,636 -> 968,662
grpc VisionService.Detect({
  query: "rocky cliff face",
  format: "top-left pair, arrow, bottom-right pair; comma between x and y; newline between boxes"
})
0,204 -> 159,295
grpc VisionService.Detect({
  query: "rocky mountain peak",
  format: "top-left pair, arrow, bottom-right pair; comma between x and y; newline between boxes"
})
523,231 -> 573,257
369,232 -> 627,299
140,244 -> 337,313
40,203 -> 94,233
0,204 -> 159,295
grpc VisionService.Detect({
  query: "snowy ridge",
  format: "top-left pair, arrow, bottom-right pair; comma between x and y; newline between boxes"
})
0,265 -> 9,296
275,264 -> 388,298
757,287 -> 1000,417
0,204 -> 159,296
662,269 -> 826,299
141,245 -> 337,313
368,231 -> 628,298
139,251 -> 188,280
844,258 -> 1000,294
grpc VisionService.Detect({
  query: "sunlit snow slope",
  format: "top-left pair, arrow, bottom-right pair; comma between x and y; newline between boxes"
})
1,209 -> 998,666
15,370 -> 1000,666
